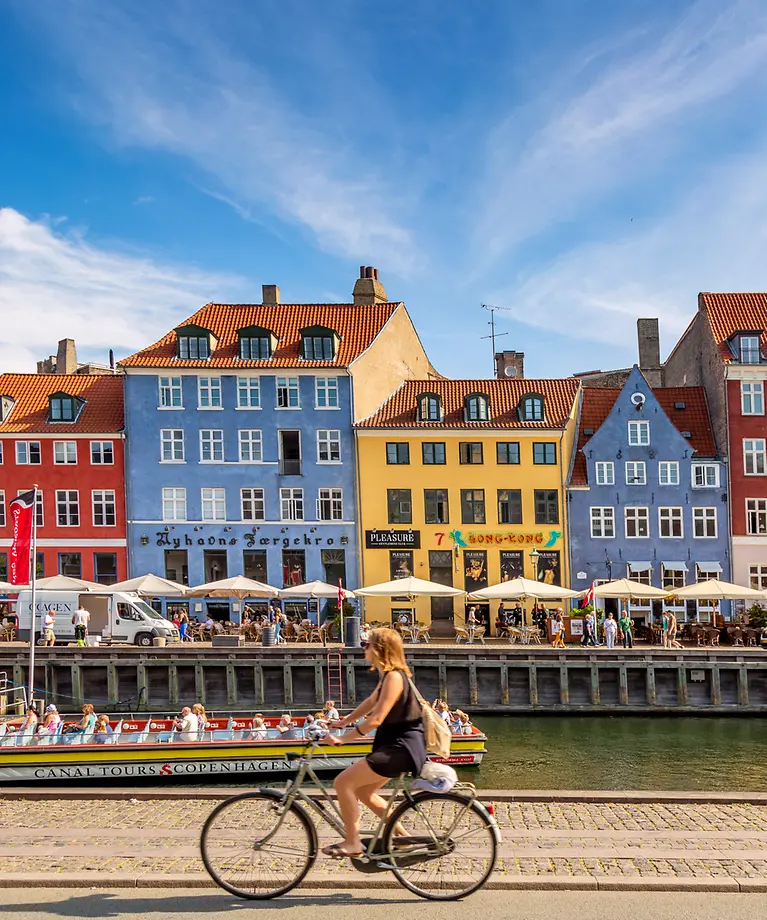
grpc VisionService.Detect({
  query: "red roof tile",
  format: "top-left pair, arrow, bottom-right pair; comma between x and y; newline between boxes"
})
357,378 -> 580,429
0,374 -> 124,434
700,292 -> 767,363
120,302 -> 401,368
570,385 -> 717,486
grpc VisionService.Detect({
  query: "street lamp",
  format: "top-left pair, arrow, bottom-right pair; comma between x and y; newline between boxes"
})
528,547 -> 541,627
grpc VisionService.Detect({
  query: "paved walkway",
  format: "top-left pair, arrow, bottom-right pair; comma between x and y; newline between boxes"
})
1,793 -> 767,890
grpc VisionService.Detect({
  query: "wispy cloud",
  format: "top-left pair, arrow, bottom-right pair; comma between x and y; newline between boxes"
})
0,208 -> 238,373
132,195 -> 155,206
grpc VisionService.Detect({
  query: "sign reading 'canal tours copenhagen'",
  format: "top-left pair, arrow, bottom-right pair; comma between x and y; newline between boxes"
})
365,529 -> 421,549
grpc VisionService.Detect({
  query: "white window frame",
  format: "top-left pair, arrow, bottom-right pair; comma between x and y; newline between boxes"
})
741,381 -> 764,415
625,460 -> 646,485
200,429 -> 224,462
658,506 -> 684,538
692,507 -> 717,538
53,441 -> 77,465
595,461 -> 614,485
746,498 -> 767,535
159,376 -> 183,409
276,376 -> 300,409
198,376 -> 222,409
627,420 -> 650,446
0,490 -> 4,527
92,490 -> 116,527
201,487 -> 226,521
744,438 -> 766,475
162,488 -> 187,522
316,377 -> 339,409
160,429 -> 185,463
658,461 -> 679,486
749,564 -> 767,592
90,441 -> 114,465
55,490 -> 80,527
317,487 -> 344,521
692,463 -> 719,488
15,441 -> 41,465
625,506 -> 649,538
740,335 -> 761,364
236,376 -> 261,409
317,429 -> 341,463
0,441 -> 3,464
590,506 -> 615,538
662,566 -> 686,614
280,487 -> 304,521
238,429 -> 263,462
240,488 -> 265,522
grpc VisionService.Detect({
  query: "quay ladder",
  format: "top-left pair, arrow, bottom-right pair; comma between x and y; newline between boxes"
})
325,653 -> 343,707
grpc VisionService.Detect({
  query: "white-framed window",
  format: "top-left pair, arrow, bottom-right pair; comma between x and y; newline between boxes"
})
595,461 -> 614,485
662,565 -> 686,598
744,438 -> 766,475
238,430 -> 263,462
198,376 -> 222,408
749,564 -> 767,591
56,490 -> 79,527
160,429 -> 184,462
0,441 -> 3,464
590,506 -> 615,538
162,488 -> 187,522
276,376 -> 300,408
659,506 -> 683,538
90,441 -> 114,465
159,376 -> 183,408
92,490 -> 116,527
692,463 -> 719,488
0,490 -> 4,527
740,335 -> 761,364
746,498 -> 767,535
625,461 -> 646,485
692,507 -> 717,538
316,377 -> 339,408
317,488 -> 343,521
200,429 -> 224,462
280,487 -> 304,521
625,506 -> 649,538
16,441 -> 41,464
658,461 -> 679,485
628,420 -> 650,445
53,441 -> 77,465
626,566 -> 653,609
241,488 -> 265,521
317,429 -> 341,463
741,381 -> 764,415
237,376 -> 260,408
201,487 -> 226,521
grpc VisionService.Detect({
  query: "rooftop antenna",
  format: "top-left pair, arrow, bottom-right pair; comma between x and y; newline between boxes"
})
480,304 -> 508,374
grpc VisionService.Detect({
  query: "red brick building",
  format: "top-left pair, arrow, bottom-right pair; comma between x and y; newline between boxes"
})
0,374 -> 125,584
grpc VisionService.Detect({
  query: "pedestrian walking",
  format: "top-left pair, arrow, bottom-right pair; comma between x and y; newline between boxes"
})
604,612 -> 618,649
552,609 -> 566,648
43,610 -> 56,647
178,610 -> 189,642
660,612 -> 670,647
581,611 -> 597,647
667,612 -> 683,649
618,609 -> 633,648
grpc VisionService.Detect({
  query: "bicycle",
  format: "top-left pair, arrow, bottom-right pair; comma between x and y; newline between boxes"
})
200,739 -> 500,900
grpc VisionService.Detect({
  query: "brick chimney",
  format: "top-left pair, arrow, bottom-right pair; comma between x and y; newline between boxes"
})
637,318 -> 662,386
56,338 -> 77,375
494,350 -> 525,380
262,284 -> 281,305
352,266 -> 388,305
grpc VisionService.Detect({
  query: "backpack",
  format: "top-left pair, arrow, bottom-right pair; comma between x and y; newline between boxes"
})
407,678 -> 451,760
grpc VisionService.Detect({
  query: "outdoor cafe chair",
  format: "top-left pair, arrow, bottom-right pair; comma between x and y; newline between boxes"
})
454,626 -> 469,643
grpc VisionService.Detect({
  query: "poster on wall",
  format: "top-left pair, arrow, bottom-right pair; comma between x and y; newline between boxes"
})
499,550 -> 524,583
390,550 -> 414,603
536,551 -> 561,587
464,550 -> 488,593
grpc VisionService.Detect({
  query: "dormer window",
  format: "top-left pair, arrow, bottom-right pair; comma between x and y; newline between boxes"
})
464,394 -> 490,422
520,394 -> 544,422
175,324 -> 214,360
740,335 -> 761,364
49,392 -> 82,423
0,395 -> 14,423
301,326 -> 337,361
418,393 -> 442,422
237,325 -> 274,360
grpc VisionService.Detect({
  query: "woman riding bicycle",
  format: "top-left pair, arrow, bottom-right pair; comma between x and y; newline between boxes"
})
323,627 -> 426,858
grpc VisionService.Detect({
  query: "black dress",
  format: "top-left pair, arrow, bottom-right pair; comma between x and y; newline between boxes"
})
366,670 -> 427,779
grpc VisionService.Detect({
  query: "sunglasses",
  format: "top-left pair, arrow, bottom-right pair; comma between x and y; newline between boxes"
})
360,640 -> 369,649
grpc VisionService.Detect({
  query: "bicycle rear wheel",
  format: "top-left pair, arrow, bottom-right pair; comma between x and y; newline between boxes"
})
201,790 -> 317,899
384,791 -> 498,900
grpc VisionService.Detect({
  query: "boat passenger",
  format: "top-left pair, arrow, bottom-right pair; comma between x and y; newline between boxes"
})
19,706 -> 38,739
323,700 -> 340,722
92,715 -> 113,744
38,704 -> 61,735
277,713 -> 298,739
457,710 -> 474,735
176,707 -> 198,742
433,700 -> 451,724
70,704 -> 97,739
192,703 -> 208,739
250,716 -> 268,741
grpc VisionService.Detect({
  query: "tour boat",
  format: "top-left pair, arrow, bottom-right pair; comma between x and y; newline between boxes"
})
0,714 -> 487,783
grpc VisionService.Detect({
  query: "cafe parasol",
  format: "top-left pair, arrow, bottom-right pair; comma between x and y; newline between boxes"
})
469,577 -> 581,601
670,579 -> 765,601
106,574 -> 188,597
591,578 -> 670,600
279,580 -> 356,599
186,576 -> 279,599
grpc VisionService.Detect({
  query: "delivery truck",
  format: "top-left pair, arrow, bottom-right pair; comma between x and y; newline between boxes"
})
15,591 -> 179,647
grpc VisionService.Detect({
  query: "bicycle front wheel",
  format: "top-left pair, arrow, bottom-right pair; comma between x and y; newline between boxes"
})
384,791 -> 498,900
201,790 -> 317,899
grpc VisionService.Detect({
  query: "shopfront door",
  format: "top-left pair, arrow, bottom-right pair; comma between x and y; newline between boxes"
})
429,550 -> 455,637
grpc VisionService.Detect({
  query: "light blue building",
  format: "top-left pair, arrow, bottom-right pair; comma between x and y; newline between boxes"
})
568,366 -> 730,624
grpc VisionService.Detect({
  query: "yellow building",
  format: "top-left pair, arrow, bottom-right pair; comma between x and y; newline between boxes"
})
356,378 -> 581,635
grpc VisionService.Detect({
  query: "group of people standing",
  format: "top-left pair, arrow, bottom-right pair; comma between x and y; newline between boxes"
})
550,608 -> 683,648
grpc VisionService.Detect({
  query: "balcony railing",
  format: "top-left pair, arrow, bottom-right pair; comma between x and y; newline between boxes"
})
279,459 -> 302,475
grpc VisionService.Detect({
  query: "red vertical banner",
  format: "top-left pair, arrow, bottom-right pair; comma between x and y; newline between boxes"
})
337,578 -> 344,611
9,489 -> 35,585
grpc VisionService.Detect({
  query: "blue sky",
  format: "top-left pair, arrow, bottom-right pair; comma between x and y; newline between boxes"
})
2,0 -> 767,376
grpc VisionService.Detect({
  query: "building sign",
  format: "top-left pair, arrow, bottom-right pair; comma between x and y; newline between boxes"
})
464,550 -> 488,593
536,550 -> 561,586
390,551 -> 414,581
155,531 -> 346,549
366,530 -> 421,549
499,550 -> 524,582
437,529 -> 561,547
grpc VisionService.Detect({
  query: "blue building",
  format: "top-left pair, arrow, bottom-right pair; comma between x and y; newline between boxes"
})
121,271 -> 435,620
568,366 -> 730,624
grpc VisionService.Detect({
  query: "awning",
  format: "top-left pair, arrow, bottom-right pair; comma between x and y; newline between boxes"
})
627,561 -> 653,572
662,561 -> 688,572
696,562 -> 723,574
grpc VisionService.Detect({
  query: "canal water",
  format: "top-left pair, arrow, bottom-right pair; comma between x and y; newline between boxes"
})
468,715 -> 767,791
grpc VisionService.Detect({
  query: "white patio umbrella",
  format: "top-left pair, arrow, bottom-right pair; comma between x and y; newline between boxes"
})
105,574 -> 188,596
186,575 -> 279,599
0,581 -> 28,592
279,580 -> 355,599
469,577 -> 582,601
670,579 -> 765,600
354,576 -> 465,598
592,578 -> 669,600
34,575 -> 104,591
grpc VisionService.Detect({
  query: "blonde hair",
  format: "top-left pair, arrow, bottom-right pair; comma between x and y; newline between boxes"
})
82,703 -> 95,716
192,703 -> 206,721
368,627 -> 411,676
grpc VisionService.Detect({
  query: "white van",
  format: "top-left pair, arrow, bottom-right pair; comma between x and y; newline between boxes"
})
15,591 -> 179,647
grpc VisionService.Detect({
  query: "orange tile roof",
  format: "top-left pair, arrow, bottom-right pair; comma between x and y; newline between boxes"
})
0,374 -> 124,434
570,385 -> 717,486
700,292 -> 767,363
357,378 -> 579,429
120,302 -> 401,368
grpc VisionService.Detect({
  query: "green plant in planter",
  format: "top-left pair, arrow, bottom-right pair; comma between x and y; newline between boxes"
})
746,603 -> 767,628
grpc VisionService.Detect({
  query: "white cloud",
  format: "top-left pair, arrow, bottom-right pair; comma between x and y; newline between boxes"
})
0,208 -> 238,373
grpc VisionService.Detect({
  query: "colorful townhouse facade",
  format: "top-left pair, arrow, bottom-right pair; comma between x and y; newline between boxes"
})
0,373 -> 126,584
120,270 -> 435,619
665,293 -> 767,598
567,366 -> 729,622
356,376 -> 581,635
